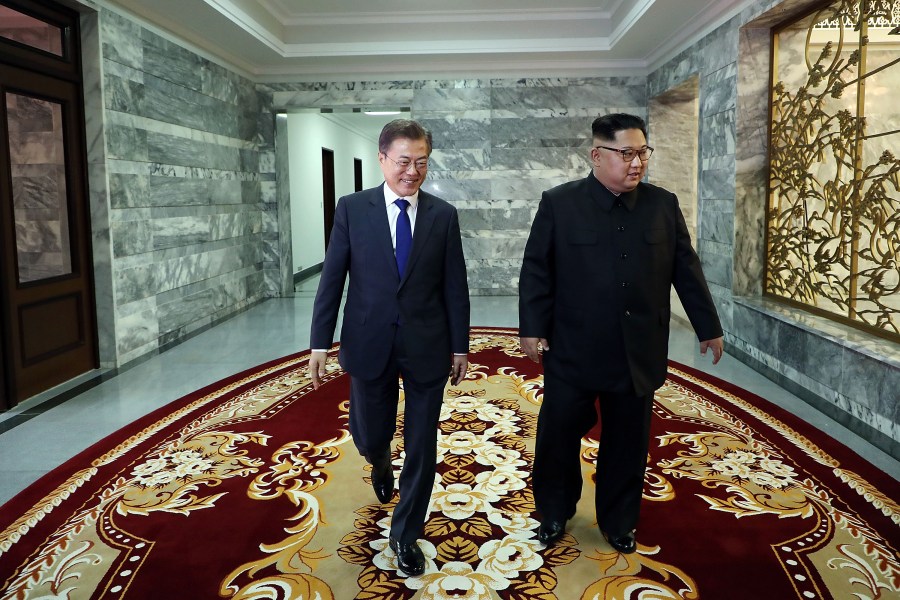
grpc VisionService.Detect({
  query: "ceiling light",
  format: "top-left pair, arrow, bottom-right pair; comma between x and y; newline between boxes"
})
364,111 -> 401,116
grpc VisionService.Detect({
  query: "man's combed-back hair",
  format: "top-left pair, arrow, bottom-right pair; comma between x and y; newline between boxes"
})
378,119 -> 433,154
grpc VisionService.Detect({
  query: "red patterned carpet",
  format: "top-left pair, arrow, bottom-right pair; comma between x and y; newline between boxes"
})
1,328 -> 897,599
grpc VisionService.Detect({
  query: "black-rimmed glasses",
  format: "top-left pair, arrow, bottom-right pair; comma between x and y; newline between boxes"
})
594,145 -> 654,162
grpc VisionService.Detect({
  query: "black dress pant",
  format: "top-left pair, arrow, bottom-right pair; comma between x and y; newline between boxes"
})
348,327 -> 447,544
532,373 -> 654,537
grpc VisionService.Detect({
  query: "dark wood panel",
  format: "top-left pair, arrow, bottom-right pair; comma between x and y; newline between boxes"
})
19,293 -> 83,363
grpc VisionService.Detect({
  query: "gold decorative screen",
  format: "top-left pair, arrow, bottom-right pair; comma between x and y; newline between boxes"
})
766,0 -> 899,339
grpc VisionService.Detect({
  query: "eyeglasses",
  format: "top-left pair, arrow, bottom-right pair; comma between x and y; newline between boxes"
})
594,145 -> 654,162
383,154 -> 429,171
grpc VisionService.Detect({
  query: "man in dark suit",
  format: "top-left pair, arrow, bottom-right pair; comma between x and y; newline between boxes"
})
518,113 -> 723,554
308,119 -> 469,577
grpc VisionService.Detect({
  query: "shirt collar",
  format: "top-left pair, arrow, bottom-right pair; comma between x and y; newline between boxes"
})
588,171 -> 637,212
383,183 -> 419,208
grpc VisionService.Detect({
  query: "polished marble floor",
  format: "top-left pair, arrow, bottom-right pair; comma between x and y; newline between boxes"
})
1,288 -> 897,506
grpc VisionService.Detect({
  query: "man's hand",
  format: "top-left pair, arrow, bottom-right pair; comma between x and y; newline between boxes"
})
700,336 -> 724,365
308,351 -> 328,389
520,337 -> 549,363
450,354 -> 468,386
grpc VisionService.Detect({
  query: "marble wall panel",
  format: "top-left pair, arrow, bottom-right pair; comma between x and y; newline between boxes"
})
428,148 -> 489,171
699,203 -> 734,245
109,173 -> 148,208
152,216 -> 210,250
115,297 -> 158,358
147,132 -> 242,171
422,179 -> 491,204
701,65 -> 737,117
93,6 -> 266,367
106,125 -> 147,161
205,179 -> 243,205
99,10 -> 141,70
776,322 -> 844,392
157,287 -> 215,334
700,167 -> 734,201
141,31 -> 202,92
700,111 -> 735,159
490,116 -> 590,148
201,62 -> 243,105
491,86 -> 570,111
149,176 -> 210,207
141,75 -> 230,136
418,115 -> 491,145
111,220 -> 152,257
696,241 -> 733,289
413,88 -> 491,111
458,209 -> 492,231
567,78 -> 648,110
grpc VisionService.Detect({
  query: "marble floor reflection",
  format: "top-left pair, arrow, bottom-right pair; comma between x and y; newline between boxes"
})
0,292 -> 897,505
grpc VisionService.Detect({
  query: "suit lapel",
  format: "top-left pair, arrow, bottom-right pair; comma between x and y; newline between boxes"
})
367,184 -> 398,277
400,193 -> 436,287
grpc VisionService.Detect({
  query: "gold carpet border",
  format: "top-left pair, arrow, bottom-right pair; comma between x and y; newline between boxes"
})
667,365 -> 899,525
0,467 -> 97,556
0,353 -> 311,557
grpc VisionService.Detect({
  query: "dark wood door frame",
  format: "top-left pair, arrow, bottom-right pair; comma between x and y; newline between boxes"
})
0,0 -> 98,408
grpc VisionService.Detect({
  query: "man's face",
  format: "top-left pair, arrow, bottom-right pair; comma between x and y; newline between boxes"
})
379,137 -> 430,198
590,128 -> 648,194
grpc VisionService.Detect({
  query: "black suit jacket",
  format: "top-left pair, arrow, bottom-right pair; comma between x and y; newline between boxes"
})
311,184 -> 470,382
519,173 -> 722,396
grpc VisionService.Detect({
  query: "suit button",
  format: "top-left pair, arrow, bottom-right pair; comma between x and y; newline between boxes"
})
621,282 -> 629,287
625,310 -> 631,316
617,226 -> 625,232
620,253 -> 627,259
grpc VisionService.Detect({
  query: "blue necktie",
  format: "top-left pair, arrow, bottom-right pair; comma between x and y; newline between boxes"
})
394,198 -> 412,277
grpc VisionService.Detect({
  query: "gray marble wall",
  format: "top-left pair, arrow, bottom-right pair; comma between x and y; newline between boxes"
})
649,0 -> 899,458
262,78 -> 647,296
96,9 -> 269,364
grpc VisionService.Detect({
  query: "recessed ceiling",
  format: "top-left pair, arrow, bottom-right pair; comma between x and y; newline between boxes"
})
103,0 -> 758,81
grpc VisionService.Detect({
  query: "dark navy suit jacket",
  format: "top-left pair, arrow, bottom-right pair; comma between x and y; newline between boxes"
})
311,184 -> 470,382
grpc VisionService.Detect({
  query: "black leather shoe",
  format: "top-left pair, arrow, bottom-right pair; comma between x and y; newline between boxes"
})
603,530 -> 636,554
537,520 -> 565,545
370,458 -> 394,504
389,536 -> 425,576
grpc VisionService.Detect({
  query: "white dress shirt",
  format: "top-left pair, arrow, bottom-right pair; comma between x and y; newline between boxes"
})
384,185 -> 419,254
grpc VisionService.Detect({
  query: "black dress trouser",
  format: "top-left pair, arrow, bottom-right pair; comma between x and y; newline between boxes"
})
532,373 -> 655,537
348,326 -> 447,545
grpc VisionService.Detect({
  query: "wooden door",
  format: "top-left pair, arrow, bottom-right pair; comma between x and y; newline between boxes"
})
0,0 -> 97,407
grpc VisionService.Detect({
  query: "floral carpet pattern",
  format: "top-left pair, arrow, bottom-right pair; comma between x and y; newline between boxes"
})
0,328 -> 897,599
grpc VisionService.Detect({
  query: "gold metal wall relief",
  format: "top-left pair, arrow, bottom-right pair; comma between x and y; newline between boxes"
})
766,0 -> 900,339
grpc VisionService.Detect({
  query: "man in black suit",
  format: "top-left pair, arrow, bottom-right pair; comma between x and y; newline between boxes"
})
308,119 -> 470,576
518,113 -> 723,554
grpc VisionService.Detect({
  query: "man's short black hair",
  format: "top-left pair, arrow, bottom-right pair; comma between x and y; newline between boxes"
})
592,113 -> 648,142
378,119 -> 433,154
